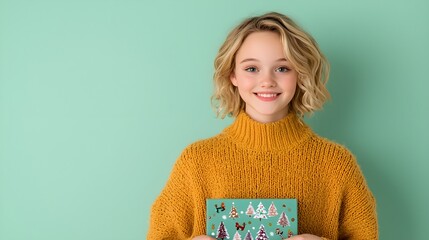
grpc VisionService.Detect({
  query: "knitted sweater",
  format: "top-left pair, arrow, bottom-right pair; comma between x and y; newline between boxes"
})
148,112 -> 378,240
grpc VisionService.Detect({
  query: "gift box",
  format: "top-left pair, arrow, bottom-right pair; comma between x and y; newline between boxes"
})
206,199 -> 297,239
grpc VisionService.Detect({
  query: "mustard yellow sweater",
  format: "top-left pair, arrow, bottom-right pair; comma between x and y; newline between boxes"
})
148,112 -> 378,240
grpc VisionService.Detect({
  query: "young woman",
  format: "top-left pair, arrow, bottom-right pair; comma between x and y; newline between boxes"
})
148,12 -> 378,240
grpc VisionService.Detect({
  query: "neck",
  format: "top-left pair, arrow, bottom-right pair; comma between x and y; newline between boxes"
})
244,107 -> 290,123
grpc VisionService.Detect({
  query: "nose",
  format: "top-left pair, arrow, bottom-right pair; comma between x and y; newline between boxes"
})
260,72 -> 276,87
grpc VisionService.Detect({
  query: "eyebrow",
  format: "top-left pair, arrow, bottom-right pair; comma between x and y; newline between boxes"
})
239,58 -> 288,63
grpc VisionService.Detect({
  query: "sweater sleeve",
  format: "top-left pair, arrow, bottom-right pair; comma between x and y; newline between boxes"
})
337,156 -> 379,240
147,150 -> 199,240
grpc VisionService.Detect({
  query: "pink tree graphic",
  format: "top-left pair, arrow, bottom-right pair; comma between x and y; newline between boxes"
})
277,211 -> 290,228
229,202 -> 239,219
246,202 -> 255,217
233,231 -> 242,240
267,202 -> 278,217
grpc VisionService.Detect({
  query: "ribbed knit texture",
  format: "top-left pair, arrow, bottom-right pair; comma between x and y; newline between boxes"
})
148,112 -> 378,240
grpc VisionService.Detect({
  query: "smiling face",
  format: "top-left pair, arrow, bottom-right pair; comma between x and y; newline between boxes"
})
230,31 -> 298,123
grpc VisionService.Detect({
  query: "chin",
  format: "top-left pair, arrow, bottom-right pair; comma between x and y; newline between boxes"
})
258,109 -> 288,118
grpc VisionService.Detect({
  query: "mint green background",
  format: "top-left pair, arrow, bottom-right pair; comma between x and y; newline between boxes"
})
0,0 -> 428,239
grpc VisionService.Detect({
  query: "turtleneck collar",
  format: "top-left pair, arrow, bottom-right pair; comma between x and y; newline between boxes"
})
222,111 -> 313,151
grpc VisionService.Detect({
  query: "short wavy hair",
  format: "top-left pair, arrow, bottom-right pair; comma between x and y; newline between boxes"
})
212,12 -> 330,118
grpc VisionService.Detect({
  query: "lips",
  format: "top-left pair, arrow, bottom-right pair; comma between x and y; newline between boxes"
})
254,92 -> 281,101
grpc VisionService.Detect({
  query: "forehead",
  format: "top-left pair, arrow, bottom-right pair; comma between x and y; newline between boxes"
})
236,31 -> 285,61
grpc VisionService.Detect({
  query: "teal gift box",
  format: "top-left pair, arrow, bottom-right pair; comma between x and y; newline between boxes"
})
206,199 -> 298,239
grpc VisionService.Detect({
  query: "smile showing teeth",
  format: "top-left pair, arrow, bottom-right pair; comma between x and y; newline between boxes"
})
256,93 -> 278,98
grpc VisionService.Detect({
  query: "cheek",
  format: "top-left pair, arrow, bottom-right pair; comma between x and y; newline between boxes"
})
240,80 -> 254,90
279,76 -> 297,91
289,80 -> 298,91
235,75 -> 254,90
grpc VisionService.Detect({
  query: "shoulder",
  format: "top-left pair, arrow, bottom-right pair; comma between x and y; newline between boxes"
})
308,134 -> 355,160
175,132 -> 228,164
306,134 -> 362,176
303,135 -> 372,192
181,132 -> 228,155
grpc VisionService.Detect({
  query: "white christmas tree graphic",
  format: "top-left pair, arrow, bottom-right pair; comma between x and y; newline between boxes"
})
277,211 -> 290,228
267,202 -> 278,217
229,202 -> 239,219
254,202 -> 268,221
246,202 -> 255,217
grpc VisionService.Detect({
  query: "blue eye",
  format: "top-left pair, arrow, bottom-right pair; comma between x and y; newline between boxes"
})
276,67 -> 289,72
245,67 -> 258,72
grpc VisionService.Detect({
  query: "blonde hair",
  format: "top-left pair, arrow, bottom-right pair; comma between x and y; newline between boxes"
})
212,12 -> 330,118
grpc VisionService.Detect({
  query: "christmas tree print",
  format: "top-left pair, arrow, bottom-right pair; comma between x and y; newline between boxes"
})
244,230 -> 253,240
233,231 -> 242,240
206,199 -> 297,240
246,202 -> 255,217
277,212 -> 290,228
229,202 -> 239,219
216,221 -> 230,240
254,202 -> 268,221
255,224 -> 269,240
267,202 -> 278,217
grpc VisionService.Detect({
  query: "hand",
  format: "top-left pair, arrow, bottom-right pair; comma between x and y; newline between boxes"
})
192,235 -> 216,240
288,234 -> 323,240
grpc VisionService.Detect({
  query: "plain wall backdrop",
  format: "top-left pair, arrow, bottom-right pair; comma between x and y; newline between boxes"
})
1,0 -> 428,239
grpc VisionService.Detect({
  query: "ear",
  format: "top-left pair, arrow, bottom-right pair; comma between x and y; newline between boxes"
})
230,72 -> 238,86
